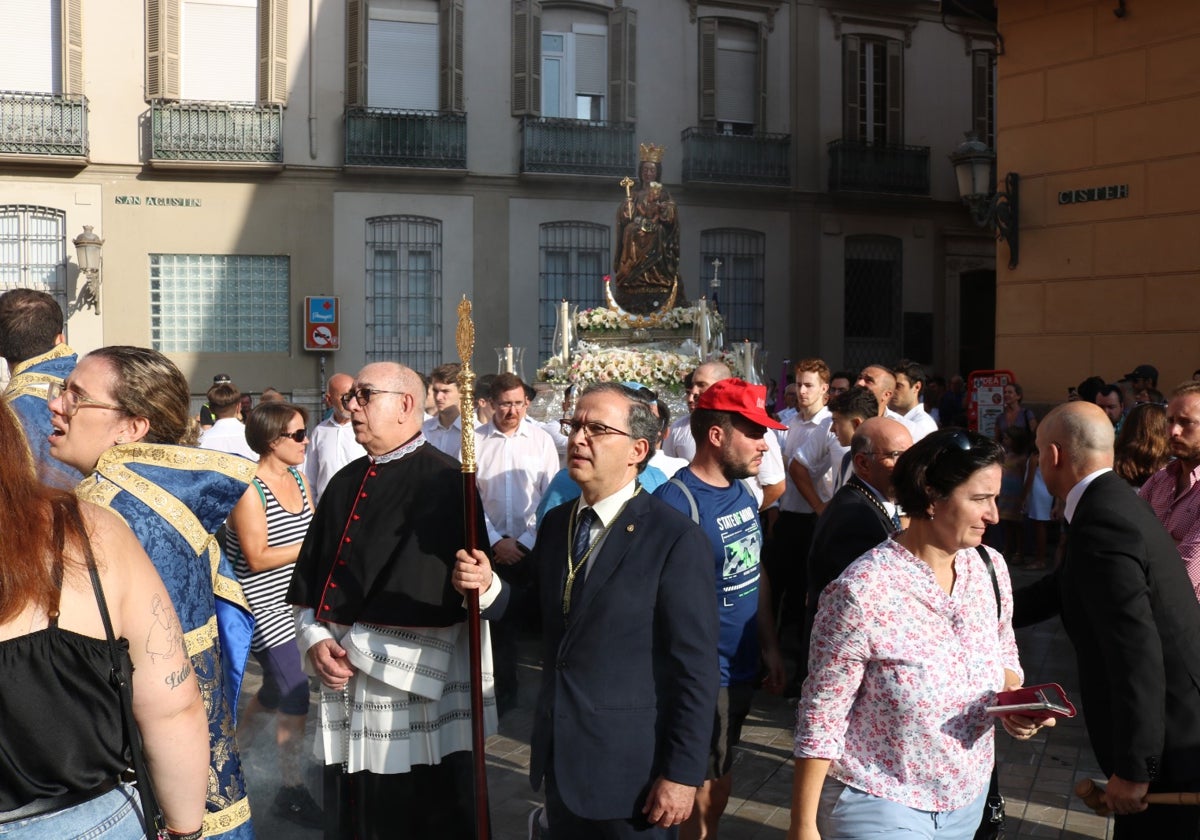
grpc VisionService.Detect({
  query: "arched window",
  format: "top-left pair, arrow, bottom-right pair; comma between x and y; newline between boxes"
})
0,205 -> 68,317
700,228 -> 764,344
366,215 -> 442,372
843,234 -> 902,371
538,221 -> 607,363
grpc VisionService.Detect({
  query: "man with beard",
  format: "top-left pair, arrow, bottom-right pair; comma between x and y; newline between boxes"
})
655,378 -> 786,839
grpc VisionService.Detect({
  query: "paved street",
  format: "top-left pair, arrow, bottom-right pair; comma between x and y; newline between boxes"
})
238,565 -> 1114,839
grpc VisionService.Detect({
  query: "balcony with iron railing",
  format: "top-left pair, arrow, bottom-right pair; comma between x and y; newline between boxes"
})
344,108 -> 467,170
149,100 -> 283,168
680,127 -> 791,187
519,117 -> 635,177
828,139 -> 930,196
0,91 -> 88,162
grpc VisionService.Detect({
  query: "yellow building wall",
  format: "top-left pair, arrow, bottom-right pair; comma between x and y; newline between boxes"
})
996,0 -> 1200,402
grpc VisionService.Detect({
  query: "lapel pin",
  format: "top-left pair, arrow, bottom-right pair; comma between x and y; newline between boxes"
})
626,524 -> 635,532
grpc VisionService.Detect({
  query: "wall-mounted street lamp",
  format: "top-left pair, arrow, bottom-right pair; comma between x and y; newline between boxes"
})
949,132 -> 1019,270
73,225 -> 104,313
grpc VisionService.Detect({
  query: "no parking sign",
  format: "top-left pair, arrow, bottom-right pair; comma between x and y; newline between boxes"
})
304,296 -> 339,351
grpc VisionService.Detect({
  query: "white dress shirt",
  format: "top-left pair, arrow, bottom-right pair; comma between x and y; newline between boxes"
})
794,427 -> 847,506
304,417 -> 367,504
198,417 -> 257,461
475,420 -> 560,549
422,413 -> 464,460
780,407 -> 833,513
900,403 -> 939,442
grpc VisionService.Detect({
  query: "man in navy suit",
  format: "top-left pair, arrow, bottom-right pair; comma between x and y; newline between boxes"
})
1021,401 -> 1200,838
455,382 -> 719,837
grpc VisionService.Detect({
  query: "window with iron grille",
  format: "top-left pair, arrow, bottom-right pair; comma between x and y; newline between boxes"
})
538,222 -> 607,364
366,215 -> 442,373
0,205 -> 68,318
150,254 -> 290,352
843,235 -> 901,372
700,228 -> 764,344
972,49 -> 996,149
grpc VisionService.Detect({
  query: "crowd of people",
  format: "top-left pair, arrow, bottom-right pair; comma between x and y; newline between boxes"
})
3,283 -> 1200,840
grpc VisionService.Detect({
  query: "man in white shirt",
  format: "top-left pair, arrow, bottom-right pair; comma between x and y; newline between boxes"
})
198,381 -> 257,460
422,363 -> 464,459
890,359 -> 939,442
305,372 -> 366,503
475,372 -> 559,713
857,363 -> 906,423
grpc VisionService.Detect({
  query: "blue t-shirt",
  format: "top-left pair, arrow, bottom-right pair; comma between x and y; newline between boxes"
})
535,464 -> 668,527
654,468 -> 762,686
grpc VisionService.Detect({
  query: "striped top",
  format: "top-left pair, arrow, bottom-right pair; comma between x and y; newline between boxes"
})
227,467 -> 314,652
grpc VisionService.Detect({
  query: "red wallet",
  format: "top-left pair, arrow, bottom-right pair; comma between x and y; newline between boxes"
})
985,682 -> 1077,718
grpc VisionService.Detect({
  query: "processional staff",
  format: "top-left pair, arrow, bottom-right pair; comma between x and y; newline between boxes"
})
456,296 -> 490,840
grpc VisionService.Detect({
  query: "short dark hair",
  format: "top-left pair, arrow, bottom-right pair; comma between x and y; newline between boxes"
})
893,359 -> 926,388
490,372 -> 526,402
828,385 -> 877,421
892,429 -> 1005,520
245,402 -> 309,455
690,407 -> 734,450
0,289 -> 63,364
579,382 -> 658,472
656,399 -> 672,435
1077,376 -> 1105,404
476,374 -> 497,404
1096,383 -> 1124,404
830,370 -> 855,384
430,363 -> 461,385
206,382 -> 243,415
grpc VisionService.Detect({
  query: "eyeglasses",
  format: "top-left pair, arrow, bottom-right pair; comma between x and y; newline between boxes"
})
494,401 -> 527,411
278,429 -> 308,443
340,387 -> 404,409
47,381 -> 124,417
867,450 -> 907,460
560,418 -> 632,440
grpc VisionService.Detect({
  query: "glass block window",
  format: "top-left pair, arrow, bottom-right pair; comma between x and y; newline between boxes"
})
538,222 -> 607,364
149,254 -> 290,352
365,216 -> 442,374
0,205 -> 68,317
843,235 -> 902,372
700,228 -> 764,344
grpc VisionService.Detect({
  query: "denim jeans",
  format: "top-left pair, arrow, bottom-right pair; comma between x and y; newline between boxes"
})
818,777 -> 989,840
0,784 -> 144,839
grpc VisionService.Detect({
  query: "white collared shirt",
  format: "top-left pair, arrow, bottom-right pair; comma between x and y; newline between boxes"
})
422,413 -> 463,460
198,417 -> 257,461
304,416 -> 368,504
1064,468 -> 1113,523
780,407 -> 833,513
900,403 -> 939,442
475,419 -> 560,549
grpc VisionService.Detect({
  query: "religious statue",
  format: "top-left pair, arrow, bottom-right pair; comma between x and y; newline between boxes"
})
611,142 -> 685,315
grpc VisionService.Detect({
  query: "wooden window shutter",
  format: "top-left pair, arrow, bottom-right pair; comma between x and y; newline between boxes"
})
258,0 -> 288,104
146,0 -> 181,100
439,0 -> 464,113
511,0 -> 541,116
608,5 -> 636,124
62,0 -> 84,96
841,34 -> 859,142
885,37 -> 903,145
698,17 -> 717,125
346,0 -> 365,107
755,22 -> 767,130
972,49 -> 993,146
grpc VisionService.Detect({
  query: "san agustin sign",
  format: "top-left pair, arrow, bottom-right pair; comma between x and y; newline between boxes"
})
114,195 -> 201,207
1058,184 -> 1128,205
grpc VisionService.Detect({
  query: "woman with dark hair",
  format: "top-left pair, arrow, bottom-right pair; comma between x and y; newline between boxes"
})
225,403 -> 321,827
789,429 -> 1048,840
1113,402 -> 1170,489
47,346 -> 257,840
994,381 -> 1037,440
0,400 -> 208,837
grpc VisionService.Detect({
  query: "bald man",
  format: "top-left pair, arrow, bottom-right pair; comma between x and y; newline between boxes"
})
1016,402 -> 1200,838
304,371 -> 367,504
288,362 -> 493,839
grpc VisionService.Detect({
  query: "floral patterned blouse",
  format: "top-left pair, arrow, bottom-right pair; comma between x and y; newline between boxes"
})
794,539 -> 1022,812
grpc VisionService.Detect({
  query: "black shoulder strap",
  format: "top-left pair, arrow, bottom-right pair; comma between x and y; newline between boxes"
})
975,545 -> 1001,620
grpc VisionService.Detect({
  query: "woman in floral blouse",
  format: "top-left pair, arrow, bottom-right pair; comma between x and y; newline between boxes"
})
788,429 -> 1052,840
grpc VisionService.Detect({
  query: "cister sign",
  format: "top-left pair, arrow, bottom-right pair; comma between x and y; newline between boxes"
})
967,369 -> 1015,438
303,296 -> 340,351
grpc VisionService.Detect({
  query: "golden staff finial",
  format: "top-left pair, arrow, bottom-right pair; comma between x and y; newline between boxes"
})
456,295 -> 477,473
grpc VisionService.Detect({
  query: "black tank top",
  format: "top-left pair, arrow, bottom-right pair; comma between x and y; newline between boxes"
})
0,565 -> 129,808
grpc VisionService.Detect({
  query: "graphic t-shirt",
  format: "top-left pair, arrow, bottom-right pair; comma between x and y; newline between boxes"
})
655,468 -> 762,685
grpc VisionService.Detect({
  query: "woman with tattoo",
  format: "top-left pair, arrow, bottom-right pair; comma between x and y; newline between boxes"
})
0,390 -> 208,836
225,402 -> 322,827
47,346 -> 258,840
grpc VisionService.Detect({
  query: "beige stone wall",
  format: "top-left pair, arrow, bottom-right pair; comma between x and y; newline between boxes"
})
996,0 -> 1200,401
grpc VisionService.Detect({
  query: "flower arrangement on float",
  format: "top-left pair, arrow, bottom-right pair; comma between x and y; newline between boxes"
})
573,305 -> 723,334
537,345 -> 738,391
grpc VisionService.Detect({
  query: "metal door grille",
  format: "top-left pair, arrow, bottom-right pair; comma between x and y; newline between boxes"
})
843,235 -> 901,372
700,228 -> 764,344
538,222 -> 608,363
365,215 -> 442,374
0,205 -> 67,317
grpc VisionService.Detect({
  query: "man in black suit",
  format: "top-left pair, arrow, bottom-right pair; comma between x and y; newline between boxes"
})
455,382 -> 719,838
799,417 -> 911,685
1024,401 -> 1200,837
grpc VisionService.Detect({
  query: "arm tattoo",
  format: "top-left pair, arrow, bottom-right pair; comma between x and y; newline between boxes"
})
145,594 -> 184,662
165,661 -> 193,689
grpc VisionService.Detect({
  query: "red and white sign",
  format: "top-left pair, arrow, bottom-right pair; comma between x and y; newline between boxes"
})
967,369 -> 1014,437
304,296 -> 339,352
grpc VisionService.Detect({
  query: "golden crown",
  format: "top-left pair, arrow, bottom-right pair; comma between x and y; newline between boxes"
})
639,142 -> 665,164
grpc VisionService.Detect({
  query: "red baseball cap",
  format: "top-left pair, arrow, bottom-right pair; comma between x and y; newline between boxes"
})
697,378 -> 787,430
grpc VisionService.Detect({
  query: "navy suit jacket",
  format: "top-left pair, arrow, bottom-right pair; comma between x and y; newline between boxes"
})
485,489 -> 720,820
1015,471 -> 1200,786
